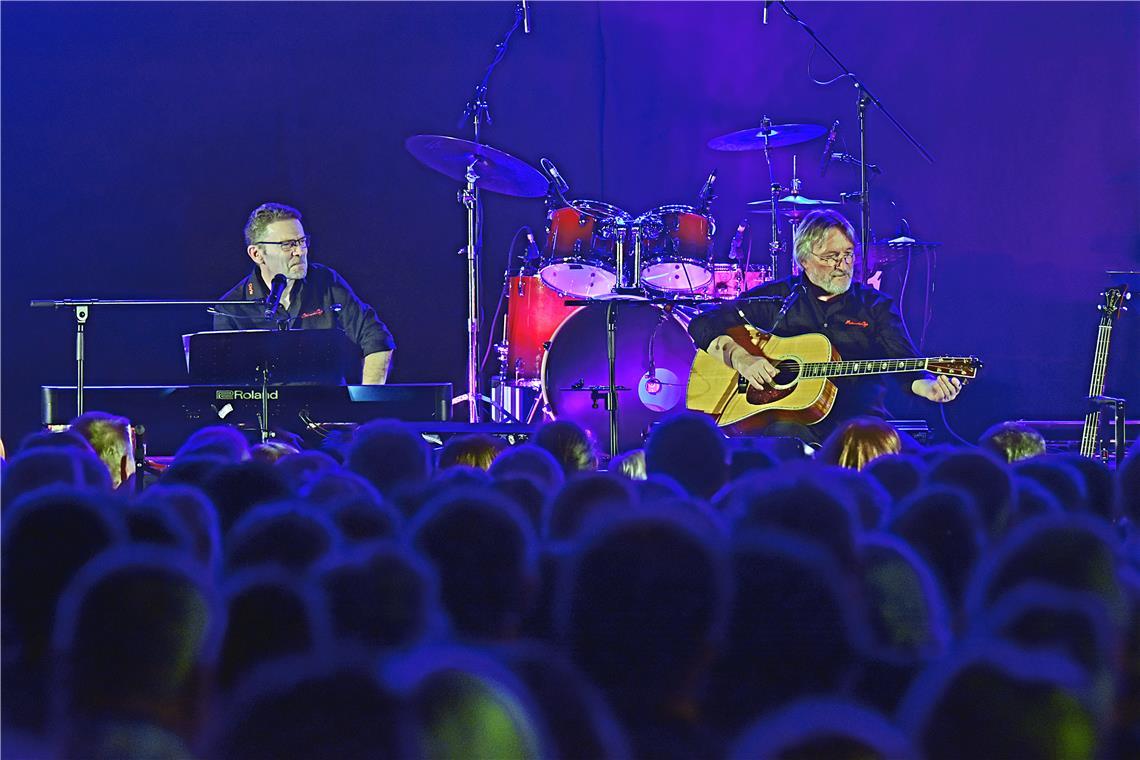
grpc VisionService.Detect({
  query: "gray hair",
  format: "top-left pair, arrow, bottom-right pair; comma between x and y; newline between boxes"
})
244,203 -> 302,246
792,210 -> 856,264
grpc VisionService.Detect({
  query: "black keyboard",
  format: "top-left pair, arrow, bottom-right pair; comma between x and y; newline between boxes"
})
42,384 -> 452,453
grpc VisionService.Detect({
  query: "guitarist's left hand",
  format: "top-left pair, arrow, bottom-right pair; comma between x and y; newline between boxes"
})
911,375 -> 963,403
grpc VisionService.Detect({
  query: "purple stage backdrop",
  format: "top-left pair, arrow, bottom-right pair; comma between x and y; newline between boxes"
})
2,2 -> 1137,445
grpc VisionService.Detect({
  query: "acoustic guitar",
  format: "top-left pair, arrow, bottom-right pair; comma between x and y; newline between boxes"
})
686,324 -> 981,432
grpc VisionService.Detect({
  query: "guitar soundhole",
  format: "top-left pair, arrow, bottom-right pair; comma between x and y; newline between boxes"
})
744,359 -> 802,405
772,360 -> 801,388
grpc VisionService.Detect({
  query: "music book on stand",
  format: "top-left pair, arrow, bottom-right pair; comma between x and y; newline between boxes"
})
182,329 -> 359,385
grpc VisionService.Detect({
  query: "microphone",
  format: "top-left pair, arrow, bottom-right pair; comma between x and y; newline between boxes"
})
697,169 -> 717,213
264,274 -> 288,319
819,120 -> 840,177
521,0 -> 531,33
768,281 -> 805,333
763,1 -> 776,25
728,218 -> 748,261
524,228 -> 542,261
539,158 -> 570,194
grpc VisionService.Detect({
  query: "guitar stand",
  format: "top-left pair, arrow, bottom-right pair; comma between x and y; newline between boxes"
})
1088,395 -> 1127,467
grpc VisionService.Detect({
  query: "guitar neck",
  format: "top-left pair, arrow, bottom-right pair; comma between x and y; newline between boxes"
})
800,357 -> 936,379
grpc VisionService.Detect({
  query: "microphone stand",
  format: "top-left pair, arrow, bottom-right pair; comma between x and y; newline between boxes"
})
756,116 -> 785,280
454,4 -> 527,424
770,1 -> 933,282
29,298 -> 260,418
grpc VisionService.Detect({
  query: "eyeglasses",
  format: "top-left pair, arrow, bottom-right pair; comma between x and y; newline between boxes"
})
811,251 -> 855,268
254,235 -> 311,253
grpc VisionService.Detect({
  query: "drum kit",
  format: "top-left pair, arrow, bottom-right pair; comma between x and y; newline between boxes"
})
405,118 -> 869,455
400,0 -> 944,457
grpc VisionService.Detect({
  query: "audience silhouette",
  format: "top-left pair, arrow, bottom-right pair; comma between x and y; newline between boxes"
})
2,415 -> 1136,759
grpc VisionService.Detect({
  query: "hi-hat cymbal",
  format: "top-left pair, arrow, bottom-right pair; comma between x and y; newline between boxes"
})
405,134 -> 548,198
746,194 -> 842,222
747,194 -> 841,209
708,122 -> 827,152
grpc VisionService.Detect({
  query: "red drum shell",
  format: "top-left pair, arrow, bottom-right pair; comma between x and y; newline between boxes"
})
504,275 -> 580,385
541,200 -> 626,297
640,205 -> 715,293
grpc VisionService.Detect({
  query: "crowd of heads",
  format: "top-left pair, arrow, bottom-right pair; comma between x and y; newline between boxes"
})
2,409 -> 1138,758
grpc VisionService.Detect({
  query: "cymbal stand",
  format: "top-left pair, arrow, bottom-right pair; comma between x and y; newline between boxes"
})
458,155 -> 483,423
454,4 -> 527,423
757,116 -> 784,279
857,92 -> 870,279
770,1 -> 933,282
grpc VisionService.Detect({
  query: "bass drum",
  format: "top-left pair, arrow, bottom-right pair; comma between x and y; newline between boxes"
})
702,263 -> 772,299
541,299 -> 697,454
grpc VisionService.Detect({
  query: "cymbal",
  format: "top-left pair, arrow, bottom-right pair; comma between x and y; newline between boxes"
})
746,193 -> 841,217
405,135 -> 548,198
878,235 -> 942,248
707,122 -> 827,152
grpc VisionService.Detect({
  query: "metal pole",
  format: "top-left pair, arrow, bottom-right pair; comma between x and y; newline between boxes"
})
464,158 -> 481,424
858,92 -> 871,282
75,305 -> 88,417
606,301 -> 619,457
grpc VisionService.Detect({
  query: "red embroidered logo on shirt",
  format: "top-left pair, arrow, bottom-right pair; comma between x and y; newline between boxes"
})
247,282 -> 254,297
844,319 -> 869,328
300,308 -> 324,319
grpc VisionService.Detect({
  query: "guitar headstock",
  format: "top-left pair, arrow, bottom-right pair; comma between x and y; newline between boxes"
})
928,357 -> 982,379
1098,285 -> 1130,322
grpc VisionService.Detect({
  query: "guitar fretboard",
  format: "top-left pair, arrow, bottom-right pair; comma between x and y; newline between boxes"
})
792,358 -> 933,379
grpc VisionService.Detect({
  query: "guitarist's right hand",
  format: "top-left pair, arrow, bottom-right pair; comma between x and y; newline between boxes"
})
732,351 -> 780,390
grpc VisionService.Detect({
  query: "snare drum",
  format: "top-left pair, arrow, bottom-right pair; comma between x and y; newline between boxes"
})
640,204 -> 715,293
540,200 -> 627,297
703,263 -> 772,300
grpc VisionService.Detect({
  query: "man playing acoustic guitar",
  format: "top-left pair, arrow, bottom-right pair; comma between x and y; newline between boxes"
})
687,210 -> 963,445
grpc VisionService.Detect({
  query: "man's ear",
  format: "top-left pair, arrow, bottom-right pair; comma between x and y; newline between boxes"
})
247,244 -> 262,264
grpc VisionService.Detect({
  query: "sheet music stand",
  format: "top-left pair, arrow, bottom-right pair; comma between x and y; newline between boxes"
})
182,329 -> 358,441
183,329 -> 358,386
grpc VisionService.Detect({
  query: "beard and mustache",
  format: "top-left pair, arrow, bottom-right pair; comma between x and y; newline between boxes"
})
815,268 -> 852,296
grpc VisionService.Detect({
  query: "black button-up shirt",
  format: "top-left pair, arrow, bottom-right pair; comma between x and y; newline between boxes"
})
213,263 -> 396,357
687,274 -> 921,423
